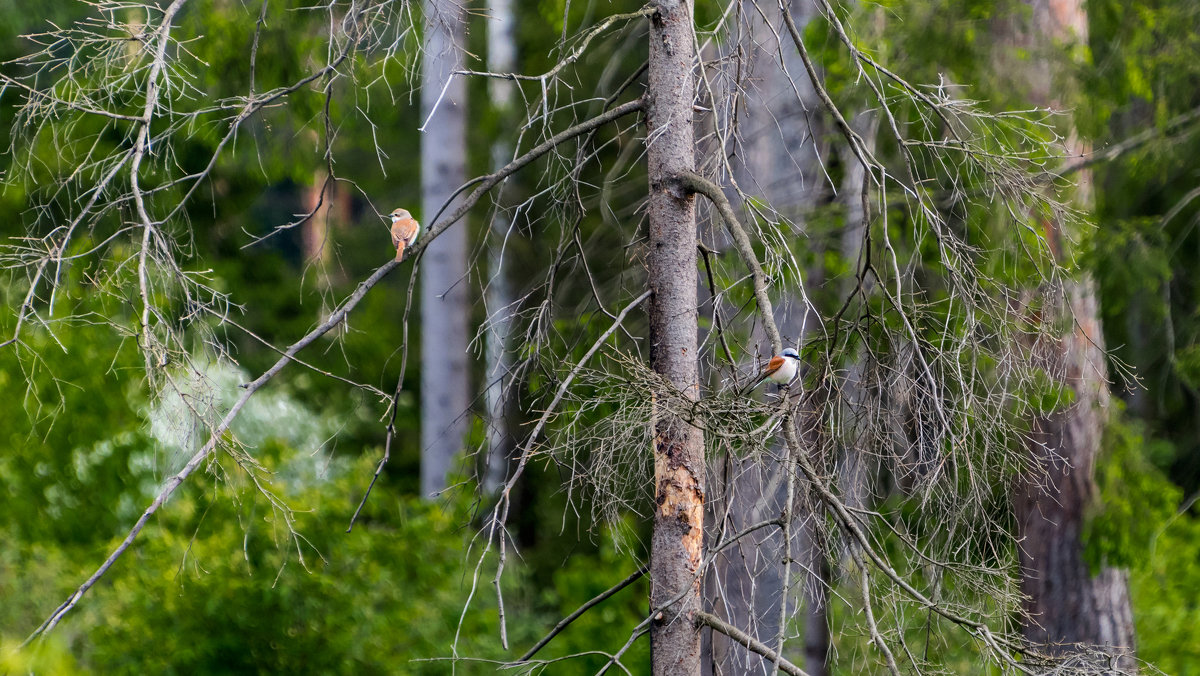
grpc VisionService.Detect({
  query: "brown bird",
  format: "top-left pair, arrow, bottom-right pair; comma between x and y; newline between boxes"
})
742,347 -> 801,393
389,208 -> 421,261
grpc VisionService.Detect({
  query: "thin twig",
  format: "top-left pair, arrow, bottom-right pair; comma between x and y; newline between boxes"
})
516,564 -> 649,663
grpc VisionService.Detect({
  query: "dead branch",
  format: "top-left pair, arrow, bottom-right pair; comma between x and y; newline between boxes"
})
695,611 -> 810,676
674,170 -> 781,355
516,564 -> 649,664
25,96 -> 647,642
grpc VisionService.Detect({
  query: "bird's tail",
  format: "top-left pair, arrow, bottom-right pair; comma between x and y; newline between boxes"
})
739,375 -> 766,396
395,244 -> 405,262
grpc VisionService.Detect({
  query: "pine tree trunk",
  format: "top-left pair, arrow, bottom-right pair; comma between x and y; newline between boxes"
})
1016,285 -> 1137,656
999,0 -> 1136,661
420,0 -> 470,497
647,1 -> 704,674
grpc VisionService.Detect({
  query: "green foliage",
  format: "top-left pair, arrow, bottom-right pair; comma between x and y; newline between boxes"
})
1084,0 -> 1200,136
0,320 -> 157,544
534,518 -> 650,671
1175,344 -> 1200,392
0,235 -> 637,671
1085,413 -> 1180,571
1088,410 -> 1200,671
1088,217 -> 1171,322
1086,0 -> 1200,495
1,391 -> 647,674
1,634 -> 83,674
1129,501 -> 1200,673
73,454 -> 522,675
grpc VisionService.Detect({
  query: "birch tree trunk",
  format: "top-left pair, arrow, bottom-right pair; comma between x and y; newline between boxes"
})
482,0 -> 516,494
647,1 -> 704,673
999,0 -> 1137,661
420,0 -> 470,496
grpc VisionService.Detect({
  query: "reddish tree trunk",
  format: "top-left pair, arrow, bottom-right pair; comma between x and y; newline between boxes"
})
1000,0 -> 1136,661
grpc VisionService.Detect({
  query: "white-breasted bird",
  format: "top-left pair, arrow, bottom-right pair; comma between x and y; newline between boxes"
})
389,208 -> 420,261
745,347 -> 802,392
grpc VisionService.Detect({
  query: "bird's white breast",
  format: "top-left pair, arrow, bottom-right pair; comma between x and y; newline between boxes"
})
768,358 -> 799,385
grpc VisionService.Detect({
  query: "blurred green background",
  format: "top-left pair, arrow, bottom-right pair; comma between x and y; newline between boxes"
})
1,0 -> 1199,673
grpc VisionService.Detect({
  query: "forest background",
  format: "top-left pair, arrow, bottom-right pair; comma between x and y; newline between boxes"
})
0,0 -> 1199,673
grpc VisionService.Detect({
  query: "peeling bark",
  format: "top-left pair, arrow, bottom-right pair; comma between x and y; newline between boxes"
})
647,1 -> 705,673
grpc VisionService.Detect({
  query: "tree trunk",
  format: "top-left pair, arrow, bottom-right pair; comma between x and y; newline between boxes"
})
420,0 -> 470,497
482,0 -> 516,494
708,1 -> 832,673
647,1 -> 704,674
1017,286 -> 1137,655
999,0 -> 1137,661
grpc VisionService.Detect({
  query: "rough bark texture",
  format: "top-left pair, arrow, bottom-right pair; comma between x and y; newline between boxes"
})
420,0 -> 470,496
1000,0 -> 1137,660
647,1 -> 704,674
1017,287 -> 1137,654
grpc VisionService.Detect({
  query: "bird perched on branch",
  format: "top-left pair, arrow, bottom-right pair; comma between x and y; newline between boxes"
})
744,347 -> 802,392
389,208 -> 420,261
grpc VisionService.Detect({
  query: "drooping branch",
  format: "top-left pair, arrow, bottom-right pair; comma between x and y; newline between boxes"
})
25,97 -> 647,643
516,564 -> 649,664
852,546 -> 902,675
678,164 -> 1076,670
777,1 -> 874,176
132,0 -> 189,372
674,170 -> 781,355
695,611 -> 810,676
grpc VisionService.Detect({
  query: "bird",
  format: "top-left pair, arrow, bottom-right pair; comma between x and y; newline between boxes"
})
389,208 -> 421,261
744,347 -> 802,392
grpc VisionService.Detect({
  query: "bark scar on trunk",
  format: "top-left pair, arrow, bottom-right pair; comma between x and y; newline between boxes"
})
654,461 -> 704,565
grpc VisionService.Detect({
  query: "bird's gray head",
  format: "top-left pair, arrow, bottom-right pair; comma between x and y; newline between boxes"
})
781,348 -> 800,360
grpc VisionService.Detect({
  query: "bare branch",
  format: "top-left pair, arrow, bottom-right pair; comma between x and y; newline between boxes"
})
695,611 -> 811,676
516,564 -> 649,664
674,170 -> 780,355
